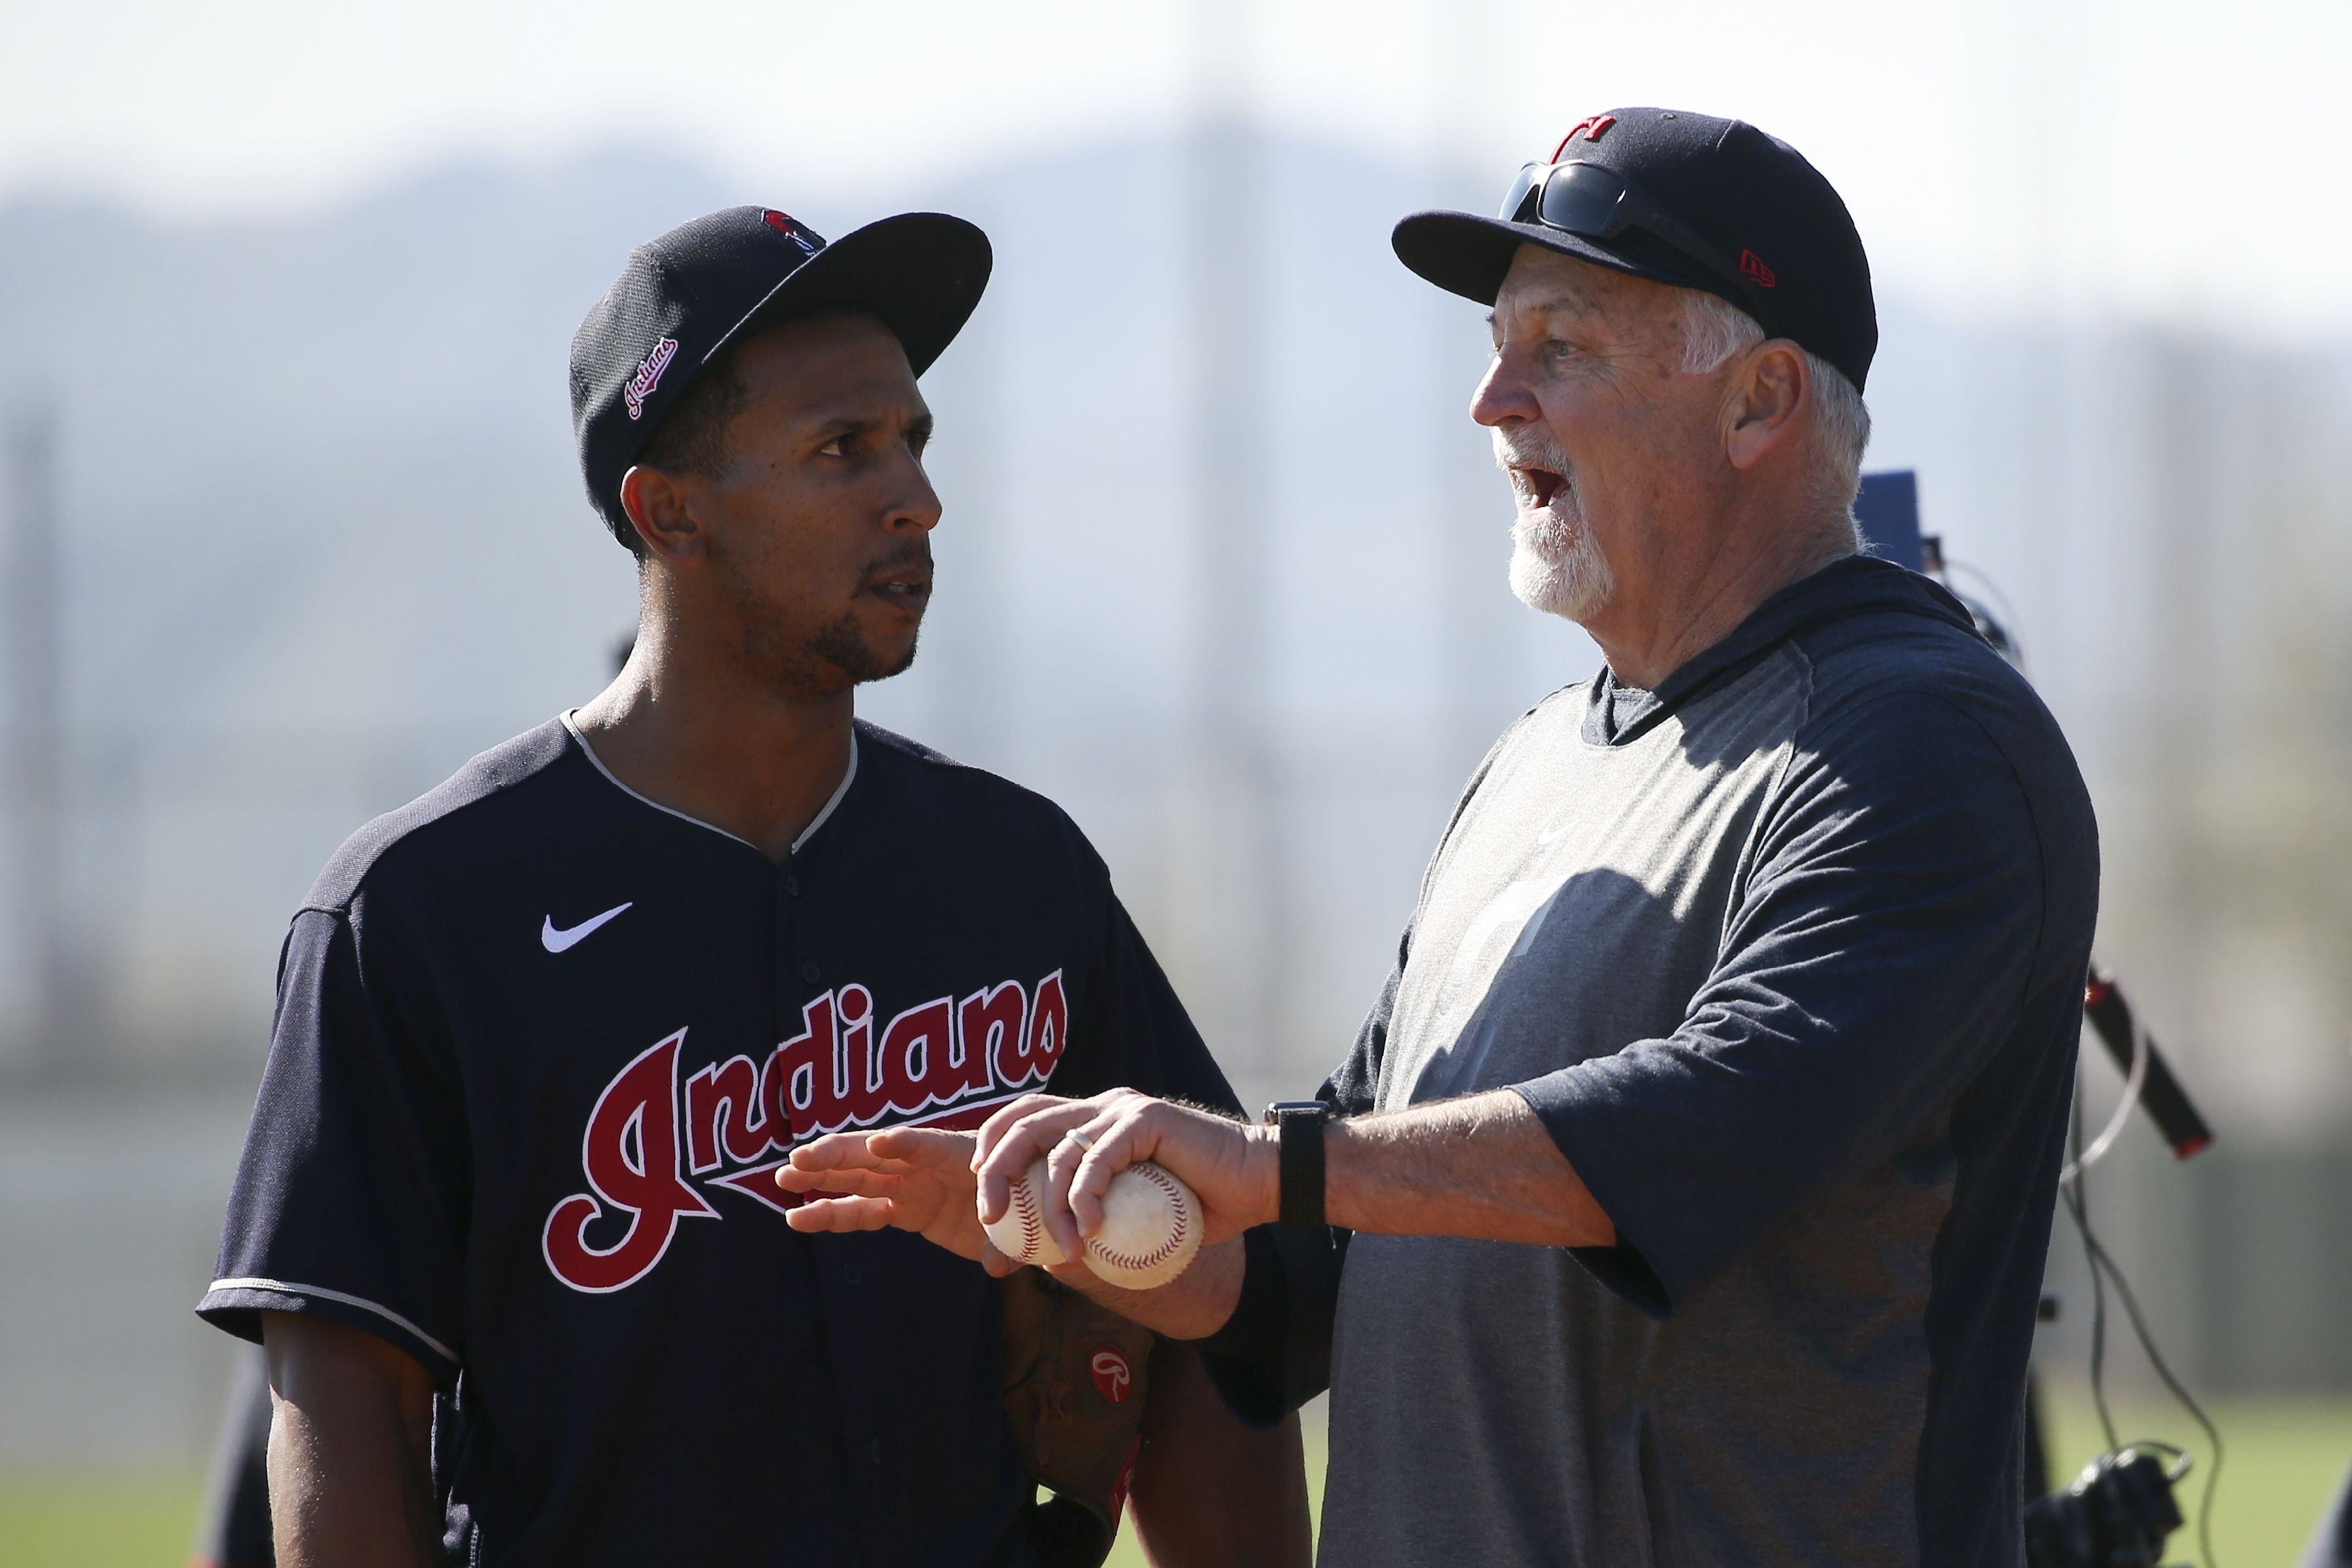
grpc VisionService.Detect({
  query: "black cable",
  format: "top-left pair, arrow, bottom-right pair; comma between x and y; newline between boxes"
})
2075,1211 -> 2224,1567
2059,1043 -> 2225,1565
2062,1073 -> 2119,1452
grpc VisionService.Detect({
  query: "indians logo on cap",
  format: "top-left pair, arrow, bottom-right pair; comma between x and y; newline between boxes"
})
1549,115 -> 1616,159
763,210 -> 818,254
623,336 -> 681,422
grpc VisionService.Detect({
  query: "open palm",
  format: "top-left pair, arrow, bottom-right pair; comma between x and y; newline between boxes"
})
776,1127 -> 999,1267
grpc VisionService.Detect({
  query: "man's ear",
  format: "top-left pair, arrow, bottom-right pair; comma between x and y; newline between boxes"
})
1722,340 -> 1810,472
619,465 -> 708,564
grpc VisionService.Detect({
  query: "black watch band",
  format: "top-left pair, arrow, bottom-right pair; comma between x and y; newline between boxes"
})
1264,1101 -> 1331,1230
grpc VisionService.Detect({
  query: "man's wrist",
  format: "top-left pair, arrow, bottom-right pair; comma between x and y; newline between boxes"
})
1260,1102 -> 1333,1230
1242,1122 -> 1285,1229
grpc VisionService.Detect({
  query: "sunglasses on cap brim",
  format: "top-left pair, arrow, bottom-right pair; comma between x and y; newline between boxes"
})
1500,160 -> 1769,317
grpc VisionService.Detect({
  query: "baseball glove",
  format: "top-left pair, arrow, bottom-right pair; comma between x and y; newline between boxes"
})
1000,1267 -> 1158,1568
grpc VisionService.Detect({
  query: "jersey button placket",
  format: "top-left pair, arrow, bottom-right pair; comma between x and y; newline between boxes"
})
779,854 -> 893,1550
771,854 -> 815,1027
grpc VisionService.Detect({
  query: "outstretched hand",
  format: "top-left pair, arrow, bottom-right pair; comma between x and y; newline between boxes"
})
777,1126 -> 1015,1273
974,1089 -> 1279,1266
781,1096 -> 1267,1340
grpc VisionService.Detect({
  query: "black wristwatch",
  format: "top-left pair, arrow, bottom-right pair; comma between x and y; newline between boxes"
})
1263,1100 -> 1332,1230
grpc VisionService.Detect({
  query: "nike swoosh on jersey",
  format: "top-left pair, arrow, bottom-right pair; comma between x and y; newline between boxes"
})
542,902 -> 634,953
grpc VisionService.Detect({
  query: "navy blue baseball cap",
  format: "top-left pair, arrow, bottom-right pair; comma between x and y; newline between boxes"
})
1393,108 -> 1876,391
570,206 -> 991,548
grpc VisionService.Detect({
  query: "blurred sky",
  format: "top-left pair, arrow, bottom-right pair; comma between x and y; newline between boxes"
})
3,0 -> 2346,338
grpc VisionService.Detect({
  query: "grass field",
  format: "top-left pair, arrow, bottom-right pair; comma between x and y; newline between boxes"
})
0,1473 -> 211,1568
3,1397 -> 2344,1566
1113,1396 -> 2350,1565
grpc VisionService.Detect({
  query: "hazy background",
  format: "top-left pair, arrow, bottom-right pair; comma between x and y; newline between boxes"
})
3,0 -> 2349,1554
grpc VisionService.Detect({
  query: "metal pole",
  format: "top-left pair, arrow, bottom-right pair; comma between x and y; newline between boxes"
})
1174,0 -> 1282,1097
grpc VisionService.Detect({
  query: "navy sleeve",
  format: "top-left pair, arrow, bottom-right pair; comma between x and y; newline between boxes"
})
1194,924 -> 1405,1424
1514,690 -> 2059,1317
196,903 -> 470,1383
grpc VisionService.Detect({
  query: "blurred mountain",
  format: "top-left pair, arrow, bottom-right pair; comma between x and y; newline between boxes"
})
5,131 -> 2352,1426
0,151 -> 735,736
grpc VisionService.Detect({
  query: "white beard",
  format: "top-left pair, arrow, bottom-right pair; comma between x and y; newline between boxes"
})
1497,433 -> 1614,623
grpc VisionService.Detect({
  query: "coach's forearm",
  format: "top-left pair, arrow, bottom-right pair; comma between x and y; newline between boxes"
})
261,1312 -> 440,1568
1322,1088 -> 1615,1248
1047,1235 -> 1246,1341
1011,1087 -> 1609,1337
1058,1091 -> 1608,1333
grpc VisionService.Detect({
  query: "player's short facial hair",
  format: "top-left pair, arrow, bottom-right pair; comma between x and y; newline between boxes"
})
1494,425 -> 1615,623
808,611 -> 919,685
718,536 -> 928,695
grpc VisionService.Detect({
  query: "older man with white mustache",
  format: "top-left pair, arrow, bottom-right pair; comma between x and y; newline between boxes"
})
783,108 -> 2099,1568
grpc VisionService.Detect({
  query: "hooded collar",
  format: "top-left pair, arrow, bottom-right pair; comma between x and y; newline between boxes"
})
1585,554 -> 1984,745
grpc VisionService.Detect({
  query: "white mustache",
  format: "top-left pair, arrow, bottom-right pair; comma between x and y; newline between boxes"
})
1491,427 -> 1574,479
1491,430 -> 1581,522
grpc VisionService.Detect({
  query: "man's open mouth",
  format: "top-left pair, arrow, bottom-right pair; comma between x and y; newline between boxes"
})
864,569 -> 932,608
1511,465 -> 1566,511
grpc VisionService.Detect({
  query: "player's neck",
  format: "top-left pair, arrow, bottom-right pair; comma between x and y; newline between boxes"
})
570,629 -> 855,863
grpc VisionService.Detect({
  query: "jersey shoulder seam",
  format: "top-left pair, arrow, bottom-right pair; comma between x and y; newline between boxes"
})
851,718 -> 1086,817
851,717 -> 960,768
302,719 -> 575,913
1784,683 -> 2053,928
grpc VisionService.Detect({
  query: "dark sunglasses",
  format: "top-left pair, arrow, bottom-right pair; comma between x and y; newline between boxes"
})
1500,159 -> 1767,312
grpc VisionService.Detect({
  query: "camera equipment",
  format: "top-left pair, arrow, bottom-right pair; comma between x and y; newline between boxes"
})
2025,1445 -> 2191,1568
1858,471 -> 2227,1567
2083,968 -> 2212,1161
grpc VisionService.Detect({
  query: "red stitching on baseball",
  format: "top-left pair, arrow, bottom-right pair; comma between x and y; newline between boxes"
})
1014,1177 -> 1047,1262
1087,1166 -> 1193,1270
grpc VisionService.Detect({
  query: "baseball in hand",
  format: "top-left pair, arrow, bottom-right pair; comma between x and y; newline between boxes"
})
1080,1160 -> 1203,1289
982,1156 -> 1204,1289
981,1157 -> 1070,1268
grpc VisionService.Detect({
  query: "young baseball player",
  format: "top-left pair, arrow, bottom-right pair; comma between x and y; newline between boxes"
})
197,205 -> 1307,1567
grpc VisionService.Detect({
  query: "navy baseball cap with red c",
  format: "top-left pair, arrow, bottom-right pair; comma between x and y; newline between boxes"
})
1393,108 -> 1877,392
570,206 -> 991,549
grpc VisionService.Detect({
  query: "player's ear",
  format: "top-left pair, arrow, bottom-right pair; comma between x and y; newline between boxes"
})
619,466 -> 707,564
1722,339 -> 1808,472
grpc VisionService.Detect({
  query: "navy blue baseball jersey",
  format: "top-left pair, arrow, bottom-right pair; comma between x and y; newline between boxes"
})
199,715 -> 1239,1566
